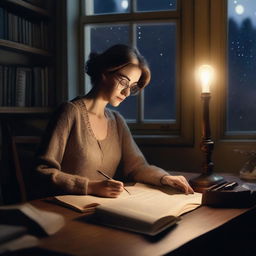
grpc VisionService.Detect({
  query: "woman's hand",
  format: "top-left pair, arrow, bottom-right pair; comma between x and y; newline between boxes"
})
88,179 -> 124,198
161,175 -> 194,194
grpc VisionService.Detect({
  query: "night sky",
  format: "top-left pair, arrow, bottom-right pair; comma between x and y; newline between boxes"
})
89,0 -> 177,121
228,0 -> 256,131
87,0 -> 256,131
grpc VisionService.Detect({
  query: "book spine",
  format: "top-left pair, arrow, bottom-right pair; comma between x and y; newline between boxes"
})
25,69 -> 32,107
13,14 -> 18,42
0,65 -> 50,107
41,67 -> 45,106
0,7 -> 5,39
0,65 -> 3,106
22,18 -> 26,44
0,7 -> 49,50
3,8 -> 8,40
7,66 -> 12,106
44,67 -> 48,106
10,66 -> 16,106
7,13 -> 12,41
33,67 -> 42,107
48,66 -> 55,106
15,68 -> 27,107
3,66 -> 8,106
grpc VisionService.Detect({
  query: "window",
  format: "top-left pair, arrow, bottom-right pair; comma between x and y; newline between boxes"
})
81,0 -> 194,144
227,0 -> 256,133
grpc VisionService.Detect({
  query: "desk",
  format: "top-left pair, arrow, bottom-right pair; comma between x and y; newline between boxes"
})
29,197 -> 256,256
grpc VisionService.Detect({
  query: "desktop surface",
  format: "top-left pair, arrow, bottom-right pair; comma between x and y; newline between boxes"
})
29,196 -> 256,256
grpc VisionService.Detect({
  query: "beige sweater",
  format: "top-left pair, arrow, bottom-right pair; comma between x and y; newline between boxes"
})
34,97 -> 167,197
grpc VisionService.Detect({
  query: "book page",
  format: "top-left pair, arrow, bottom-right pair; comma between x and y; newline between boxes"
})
94,204 -> 179,236
125,183 -> 202,216
97,183 -> 202,219
0,225 -> 27,244
0,203 -> 65,236
54,183 -> 202,217
54,192 -> 130,212
92,184 -> 202,236
0,235 -> 38,254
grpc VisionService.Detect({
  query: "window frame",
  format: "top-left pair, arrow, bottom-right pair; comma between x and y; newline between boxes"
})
211,0 -> 256,141
80,0 -> 195,145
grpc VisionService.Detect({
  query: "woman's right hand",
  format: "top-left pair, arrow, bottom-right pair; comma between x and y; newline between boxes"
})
88,179 -> 124,198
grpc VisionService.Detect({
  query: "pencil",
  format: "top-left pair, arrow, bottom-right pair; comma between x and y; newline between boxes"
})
212,181 -> 238,191
206,181 -> 227,191
97,170 -> 131,195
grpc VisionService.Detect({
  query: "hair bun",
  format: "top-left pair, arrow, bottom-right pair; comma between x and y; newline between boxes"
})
85,52 -> 100,76
89,52 -> 100,60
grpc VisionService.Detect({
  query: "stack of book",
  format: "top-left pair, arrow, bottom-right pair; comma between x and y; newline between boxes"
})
0,203 -> 65,253
0,65 -> 52,107
0,7 -> 49,50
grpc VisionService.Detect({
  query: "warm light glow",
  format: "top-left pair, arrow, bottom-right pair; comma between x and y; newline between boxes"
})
198,65 -> 214,93
235,4 -> 244,15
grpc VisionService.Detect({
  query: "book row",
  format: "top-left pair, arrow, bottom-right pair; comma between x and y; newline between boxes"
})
0,7 -> 50,50
0,65 -> 54,107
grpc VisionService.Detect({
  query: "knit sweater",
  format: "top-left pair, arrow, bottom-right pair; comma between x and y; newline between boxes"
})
34,97 -> 168,197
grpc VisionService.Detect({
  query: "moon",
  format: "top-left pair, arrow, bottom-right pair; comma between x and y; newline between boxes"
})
121,0 -> 129,10
235,4 -> 245,15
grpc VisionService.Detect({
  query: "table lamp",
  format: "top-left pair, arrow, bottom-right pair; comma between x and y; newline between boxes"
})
190,65 -> 225,192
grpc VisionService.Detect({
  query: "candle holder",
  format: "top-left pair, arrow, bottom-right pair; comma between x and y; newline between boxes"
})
190,65 -> 225,192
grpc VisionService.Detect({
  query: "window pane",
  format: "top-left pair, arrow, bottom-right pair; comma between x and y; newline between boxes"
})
114,96 -> 137,120
88,24 -> 129,52
86,24 -> 137,120
85,22 -> 177,122
137,23 -> 176,121
136,0 -> 177,12
227,0 -> 256,131
86,0 -> 130,15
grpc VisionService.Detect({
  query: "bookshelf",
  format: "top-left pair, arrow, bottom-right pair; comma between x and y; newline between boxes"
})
0,0 -> 59,204
0,0 -> 57,114
0,0 -> 52,17
0,39 -> 52,56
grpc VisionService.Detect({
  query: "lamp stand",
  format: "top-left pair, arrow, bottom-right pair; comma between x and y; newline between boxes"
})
190,92 -> 225,192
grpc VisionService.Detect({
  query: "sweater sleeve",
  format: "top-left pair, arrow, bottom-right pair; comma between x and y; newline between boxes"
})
33,102 -> 88,197
115,112 -> 169,186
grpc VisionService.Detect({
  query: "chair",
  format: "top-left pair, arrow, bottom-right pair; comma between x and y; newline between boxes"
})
10,135 -> 41,202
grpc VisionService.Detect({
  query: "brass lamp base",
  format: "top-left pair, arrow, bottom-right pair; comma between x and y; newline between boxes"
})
190,173 -> 225,193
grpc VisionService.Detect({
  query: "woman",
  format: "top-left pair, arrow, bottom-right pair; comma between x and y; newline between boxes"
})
34,44 -> 193,198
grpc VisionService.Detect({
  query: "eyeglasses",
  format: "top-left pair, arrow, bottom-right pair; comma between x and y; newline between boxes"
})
114,74 -> 141,96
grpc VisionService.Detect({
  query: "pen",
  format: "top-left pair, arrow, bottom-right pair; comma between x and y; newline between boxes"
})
211,182 -> 230,191
206,181 -> 227,191
97,170 -> 131,195
222,181 -> 238,190
211,181 -> 238,191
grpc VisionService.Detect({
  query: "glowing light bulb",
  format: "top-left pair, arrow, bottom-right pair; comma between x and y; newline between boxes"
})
198,65 -> 214,93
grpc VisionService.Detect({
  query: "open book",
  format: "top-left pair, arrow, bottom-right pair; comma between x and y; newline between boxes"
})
0,203 -> 65,236
0,203 -> 65,253
54,183 -> 202,236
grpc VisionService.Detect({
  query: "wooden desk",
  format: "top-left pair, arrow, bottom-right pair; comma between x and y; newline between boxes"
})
30,199 -> 256,256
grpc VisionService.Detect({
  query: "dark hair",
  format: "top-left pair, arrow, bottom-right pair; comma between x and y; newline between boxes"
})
85,44 -> 151,89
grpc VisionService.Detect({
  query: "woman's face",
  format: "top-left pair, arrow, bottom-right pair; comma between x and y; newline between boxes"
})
103,65 -> 142,107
